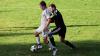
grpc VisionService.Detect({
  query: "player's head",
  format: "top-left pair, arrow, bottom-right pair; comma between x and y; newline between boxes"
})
49,4 -> 56,12
40,1 -> 47,10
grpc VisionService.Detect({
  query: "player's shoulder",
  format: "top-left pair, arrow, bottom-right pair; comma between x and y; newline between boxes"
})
42,9 -> 47,14
45,8 -> 50,12
44,8 -> 51,14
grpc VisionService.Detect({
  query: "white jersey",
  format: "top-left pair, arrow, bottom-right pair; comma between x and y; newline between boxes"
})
36,8 -> 52,33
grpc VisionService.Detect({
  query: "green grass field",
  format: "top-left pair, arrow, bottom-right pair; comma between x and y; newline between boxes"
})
0,0 -> 100,56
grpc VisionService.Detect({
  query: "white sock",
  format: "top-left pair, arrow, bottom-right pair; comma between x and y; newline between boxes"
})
36,37 -> 40,45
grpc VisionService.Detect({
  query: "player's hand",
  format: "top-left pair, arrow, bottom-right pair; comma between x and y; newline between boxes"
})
50,19 -> 54,23
48,32 -> 53,36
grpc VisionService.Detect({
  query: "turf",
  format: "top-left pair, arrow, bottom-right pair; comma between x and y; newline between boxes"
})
0,0 -> 100,56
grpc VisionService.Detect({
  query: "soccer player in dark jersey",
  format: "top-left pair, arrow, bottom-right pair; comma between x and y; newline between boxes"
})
44,4 -> 76,50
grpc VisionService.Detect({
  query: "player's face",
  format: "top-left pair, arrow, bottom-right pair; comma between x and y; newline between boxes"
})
49,7 -> 53,12
49,6 -> 55,12
48,7 -> 52,12
40,5 -> 45,10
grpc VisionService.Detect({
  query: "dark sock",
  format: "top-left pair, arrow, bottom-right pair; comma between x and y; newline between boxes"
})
37,44 -> 41,46
64,41 -> 76,49
49,36 -> 56,46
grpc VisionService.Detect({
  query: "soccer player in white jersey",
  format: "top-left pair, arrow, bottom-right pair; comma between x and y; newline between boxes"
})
34,1 -> 57,56
34,1 -> 53,49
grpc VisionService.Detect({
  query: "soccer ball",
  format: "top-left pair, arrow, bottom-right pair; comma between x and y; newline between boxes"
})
30,45 -> 37,52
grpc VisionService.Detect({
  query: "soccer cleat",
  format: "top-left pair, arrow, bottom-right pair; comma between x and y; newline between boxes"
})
37,44 -> 42,49
52,48 -> 58,56
69,44 -> 76,50
48,48 -> 52,51
71,46 -> 77,50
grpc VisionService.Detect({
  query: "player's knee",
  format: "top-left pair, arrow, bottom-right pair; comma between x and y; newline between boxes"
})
34,32 -> 39,37
35,34 -> 39,37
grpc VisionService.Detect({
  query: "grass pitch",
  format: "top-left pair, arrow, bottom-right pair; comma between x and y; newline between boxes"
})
0,0 -> 100,56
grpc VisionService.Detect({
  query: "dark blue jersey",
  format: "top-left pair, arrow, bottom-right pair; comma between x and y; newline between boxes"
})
51,10 -> 66,28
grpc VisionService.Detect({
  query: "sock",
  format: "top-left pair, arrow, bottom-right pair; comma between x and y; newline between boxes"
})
49,37 -> 56,46
48,35 -> 56,49
36,37 -> 40,45
48,41 -> 56,49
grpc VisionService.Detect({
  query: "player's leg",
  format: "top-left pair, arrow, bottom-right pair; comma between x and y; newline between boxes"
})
59,35 -> 76,49
48,34 -> 58,56
48,27 -> 62,50
34,27 -> 43,49
59,28 -> 76,49
48,27 -> 59,47
48,28 -> 59,56
42,30 -> 49,44
43,35 -> 48,44
42,29 -> 56,51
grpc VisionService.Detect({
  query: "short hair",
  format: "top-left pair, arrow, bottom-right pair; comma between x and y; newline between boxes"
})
50,4 -> 56,9
40,1 -> 46,6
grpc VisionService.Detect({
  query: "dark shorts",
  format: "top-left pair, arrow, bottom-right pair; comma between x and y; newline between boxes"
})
51,27 -> 66,38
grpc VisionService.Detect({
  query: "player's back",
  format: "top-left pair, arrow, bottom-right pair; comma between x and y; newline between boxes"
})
52,10 -> 66,28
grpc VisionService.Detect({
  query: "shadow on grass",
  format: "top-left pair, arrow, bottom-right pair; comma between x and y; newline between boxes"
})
11,24 -> 100,29
0,32 -> 33,37
67,24 -> 99,27
0,10 -> 14,13
0,26 -> 38,31
0,24 -> 99,37
0,40 -> 100,56
0,24 -> 99,31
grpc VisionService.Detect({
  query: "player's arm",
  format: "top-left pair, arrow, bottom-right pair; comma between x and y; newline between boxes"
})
47,18 -> 52,27
44,9 -> 54,30
44,18 -> 52,31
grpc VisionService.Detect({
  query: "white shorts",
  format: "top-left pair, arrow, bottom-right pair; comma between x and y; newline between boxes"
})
35,26 -> 49,38
35,26 -> 44,33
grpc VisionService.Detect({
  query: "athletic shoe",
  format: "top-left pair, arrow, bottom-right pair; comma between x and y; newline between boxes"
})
48,48 -> 52,51
37,44 -> 42,49
70,45 -> 77,50
52,48 -> 58,56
